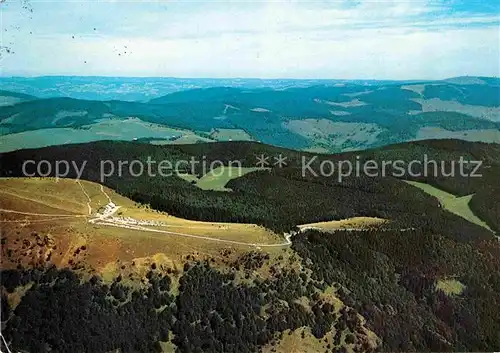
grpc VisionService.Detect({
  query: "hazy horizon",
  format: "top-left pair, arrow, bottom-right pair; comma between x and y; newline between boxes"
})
1,0 -> 499,79
1,74 -> 498,81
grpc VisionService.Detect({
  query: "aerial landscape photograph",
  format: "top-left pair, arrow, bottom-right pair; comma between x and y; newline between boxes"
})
0,0 -> 499,352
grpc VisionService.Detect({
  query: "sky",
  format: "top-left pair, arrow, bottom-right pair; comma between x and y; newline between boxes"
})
0,0 -> 499,79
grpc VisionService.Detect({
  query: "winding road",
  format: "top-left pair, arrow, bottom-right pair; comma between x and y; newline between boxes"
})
2,181 -> 415,248
82,181 -> 293,247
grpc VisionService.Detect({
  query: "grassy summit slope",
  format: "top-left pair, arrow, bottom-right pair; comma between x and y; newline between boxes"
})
0,139 -> 498,239
1,139 -> 499,353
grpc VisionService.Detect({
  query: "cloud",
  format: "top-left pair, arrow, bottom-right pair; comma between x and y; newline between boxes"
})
1,0 -> 499,78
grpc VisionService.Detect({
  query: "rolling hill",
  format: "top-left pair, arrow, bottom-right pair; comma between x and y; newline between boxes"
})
1,139 -> 499,353
0,90 -> 37,107
0,77 -> 498,153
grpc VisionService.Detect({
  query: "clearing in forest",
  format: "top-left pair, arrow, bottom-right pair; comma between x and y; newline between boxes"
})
297,217 -> 388,232
404,180 -> 492,232
178,166 -> 268,191
436,279 -> 466,296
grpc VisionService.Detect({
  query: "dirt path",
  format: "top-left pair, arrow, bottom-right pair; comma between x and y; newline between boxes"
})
297,226 -> 415,233
1,332 -> 13,353
93,219 -> 293,247
77,180 -> 92,215
86,183 -> 292,247
1,181 -> 410,248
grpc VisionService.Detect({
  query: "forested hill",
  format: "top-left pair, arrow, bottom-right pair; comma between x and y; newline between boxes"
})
1,139 -> 498,237
1,78 -> 499,153
1,139 -> 500,353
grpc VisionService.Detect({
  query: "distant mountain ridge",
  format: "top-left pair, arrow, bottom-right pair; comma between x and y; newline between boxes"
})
0,77 -> 498,153
1,75 -> 498,101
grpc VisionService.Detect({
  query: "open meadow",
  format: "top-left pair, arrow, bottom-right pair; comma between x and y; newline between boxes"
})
0,178 -> 287,282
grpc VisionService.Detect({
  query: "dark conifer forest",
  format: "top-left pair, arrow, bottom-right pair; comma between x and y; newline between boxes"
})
1,139 -> 499,352
1,139 -> 498,235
